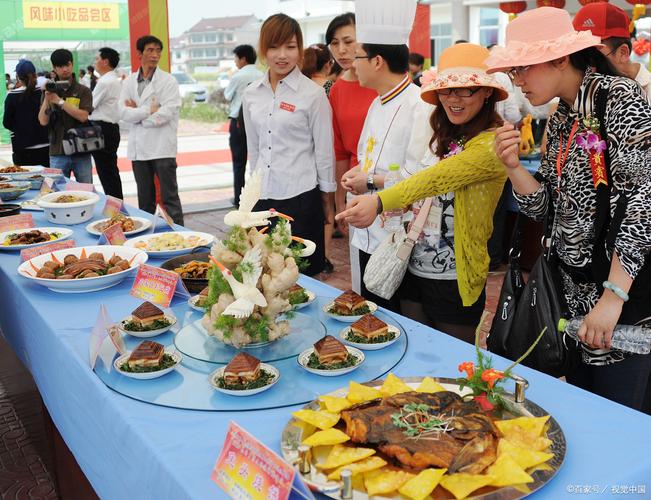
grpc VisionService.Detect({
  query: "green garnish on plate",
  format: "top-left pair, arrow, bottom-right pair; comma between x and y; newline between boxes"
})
328,304 -> 371,316
122,318 -> 172,332
120,353 -> 177,373
306,352 -> 358,370
346,330 -> 396,344
216,369 -> 275,390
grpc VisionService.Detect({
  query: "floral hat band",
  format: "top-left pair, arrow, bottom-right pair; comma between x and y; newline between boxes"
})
420,44 -> 509,105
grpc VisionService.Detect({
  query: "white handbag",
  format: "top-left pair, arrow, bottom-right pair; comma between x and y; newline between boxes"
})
363,198 -> 433,300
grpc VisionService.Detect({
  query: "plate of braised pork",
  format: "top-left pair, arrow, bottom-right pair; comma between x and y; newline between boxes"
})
0,227 -> 73,250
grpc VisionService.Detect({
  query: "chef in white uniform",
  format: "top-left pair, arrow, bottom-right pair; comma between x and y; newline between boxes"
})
341,0 -> 429,312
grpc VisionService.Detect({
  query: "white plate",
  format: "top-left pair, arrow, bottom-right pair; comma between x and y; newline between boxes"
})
292,289 -> 316,311
124,231 -> 214,258
0,166 -> 44,177
0,227 -> 73,251
297,346 -> 365,377
86,216 -> 152,236
188,294 -> 207,312
117,314 -> 177,338
322,301 -> 378,323
114,349 -> 182,380
20,199 -> 44,211
18,245 -> 148,293
209,363 -> 280,396
339,324 -> 401,351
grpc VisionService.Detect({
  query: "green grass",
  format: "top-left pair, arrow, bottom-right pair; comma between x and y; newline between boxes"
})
180,101 -> 228,123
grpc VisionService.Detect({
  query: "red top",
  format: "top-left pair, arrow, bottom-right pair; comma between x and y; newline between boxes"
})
328,78 -> 376,168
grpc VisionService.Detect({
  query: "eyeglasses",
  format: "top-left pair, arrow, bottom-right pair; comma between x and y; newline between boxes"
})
506,65 -> 531,82
354,55 -> 374,60
436,87 -> 482,98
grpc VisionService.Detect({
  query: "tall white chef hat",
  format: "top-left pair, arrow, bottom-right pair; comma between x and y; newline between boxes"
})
355,0 -> 417,46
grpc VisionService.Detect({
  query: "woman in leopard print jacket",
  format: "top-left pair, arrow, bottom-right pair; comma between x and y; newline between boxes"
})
490,7 -> 651,411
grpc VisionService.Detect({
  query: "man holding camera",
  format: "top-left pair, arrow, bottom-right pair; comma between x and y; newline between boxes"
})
38,49 -> 94,183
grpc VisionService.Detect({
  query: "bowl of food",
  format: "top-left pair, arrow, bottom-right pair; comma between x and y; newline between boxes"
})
323,290 -> 377,323
124,231 -> 214,258
114,341 -> 182,380
339,314 -> 401,351
161,252 -> 210,293
117,301 -> 177,338
0,181 -> 31,201
86,214 -> 152,236
297,336 -> 364,377
0,165 -> 44,178
38,190 -> 100,225
18,245 -> 148,293
0,204 -> 21,217
0,227 -> 73,251
12,173 -> 45,190
209,352 -> 280,396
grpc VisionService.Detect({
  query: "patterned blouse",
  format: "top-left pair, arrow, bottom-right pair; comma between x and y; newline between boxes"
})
514,70 -> 651,365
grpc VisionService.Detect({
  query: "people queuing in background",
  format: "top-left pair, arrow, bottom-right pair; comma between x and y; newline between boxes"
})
339,0 -> 425,312
325,12 -> 377,283
87,65 -> 98,91
224,44 -> 263,208
302,43 -> 335,96
89,47 -> 124,199
3,60 -> 50,167
38,49 -> 93,182
337,44 -> 508,342
79,68 -> 89,88
121,35 -> 184,225
242,13 -> 335,276
491,7 -> 651,411
573,2 -> 651,102
302,42 -> 336,273
408,52 -> 425,87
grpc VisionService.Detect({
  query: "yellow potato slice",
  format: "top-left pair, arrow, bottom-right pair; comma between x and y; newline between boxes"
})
380,373 -> 413,396
416,377 -> 447,393
302,428 -> 350,447
398,468 -> 447,500
364,468 -> 414,496
346,381 -> 382,403
486,454 -> 534,487
292,409 -> 340,430
317,444 -> 376,470
498,438 -> 554,469
495,415 -> 550,437
319,395 -> 353,413
326,456 -> 387,480
439,473 -> 495,499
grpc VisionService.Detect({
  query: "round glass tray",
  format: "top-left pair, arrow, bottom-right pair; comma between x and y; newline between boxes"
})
174,312 -> 328,364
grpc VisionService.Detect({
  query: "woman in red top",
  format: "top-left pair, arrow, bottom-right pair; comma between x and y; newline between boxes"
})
326,13 -> 377,234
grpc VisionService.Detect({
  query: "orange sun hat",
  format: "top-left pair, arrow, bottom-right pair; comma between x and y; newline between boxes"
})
420,43 -> 508,106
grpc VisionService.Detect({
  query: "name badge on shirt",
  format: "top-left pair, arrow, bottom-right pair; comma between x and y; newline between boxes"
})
279,101 -> 296,113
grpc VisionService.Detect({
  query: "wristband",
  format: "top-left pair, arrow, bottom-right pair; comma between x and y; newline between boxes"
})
602,281 -> 629,302
57,99 -> 65,108
366,174 -> 375,192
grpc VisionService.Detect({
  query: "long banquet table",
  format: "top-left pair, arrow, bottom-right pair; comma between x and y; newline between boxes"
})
1,197 -> 650,499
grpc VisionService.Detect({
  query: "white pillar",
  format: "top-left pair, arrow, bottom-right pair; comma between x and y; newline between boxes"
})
451,1 -> 470,43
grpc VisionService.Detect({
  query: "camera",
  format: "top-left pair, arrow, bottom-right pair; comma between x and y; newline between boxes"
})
44,80 -> 70,93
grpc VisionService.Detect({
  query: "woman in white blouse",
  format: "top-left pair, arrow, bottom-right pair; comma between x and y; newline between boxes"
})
242,14 -> 336,275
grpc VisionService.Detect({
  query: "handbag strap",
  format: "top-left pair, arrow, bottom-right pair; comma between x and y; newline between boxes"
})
406,197 -> 433,243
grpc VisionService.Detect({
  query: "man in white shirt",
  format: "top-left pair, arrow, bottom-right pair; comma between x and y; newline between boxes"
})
89,47 -> 124,199
340,0 -> 423,311
224,45 -> 262,207
574,3 -> 651,102
120,35 -> 183,224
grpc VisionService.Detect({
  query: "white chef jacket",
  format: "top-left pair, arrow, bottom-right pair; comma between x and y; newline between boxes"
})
120,67 -> 181,161
89,70 -> 122,123
242,66 -> 336,200
350,75 -> 430,254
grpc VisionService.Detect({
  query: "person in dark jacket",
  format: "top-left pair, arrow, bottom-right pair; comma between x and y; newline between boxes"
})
3,60 -> 50,167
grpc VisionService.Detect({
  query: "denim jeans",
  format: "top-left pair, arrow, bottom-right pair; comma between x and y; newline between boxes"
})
50,154 -> 93,184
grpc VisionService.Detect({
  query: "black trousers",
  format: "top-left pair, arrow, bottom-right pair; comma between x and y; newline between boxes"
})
91,121 -> 123,199
229,117 -> 247,207
132,158 -> 184,226
254,186 -> 325,276
567,350 -> 651,412
358,249 -> 401,314
12,147 -> 50,167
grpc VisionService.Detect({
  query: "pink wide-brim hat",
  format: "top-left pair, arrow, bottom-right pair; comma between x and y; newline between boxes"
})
485,7 -> 603,74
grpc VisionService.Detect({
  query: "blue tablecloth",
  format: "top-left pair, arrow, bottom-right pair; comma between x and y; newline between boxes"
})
1,197 -> 650,499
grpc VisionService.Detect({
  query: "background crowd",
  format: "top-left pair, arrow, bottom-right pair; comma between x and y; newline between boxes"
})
3,1 -> 650,414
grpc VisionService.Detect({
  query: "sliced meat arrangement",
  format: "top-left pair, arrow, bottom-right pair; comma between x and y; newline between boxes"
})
340,391 -> 500,473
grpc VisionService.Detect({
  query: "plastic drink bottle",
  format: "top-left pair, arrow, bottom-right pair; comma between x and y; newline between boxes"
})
383,164 -> 403,232
558,317 -> 651,354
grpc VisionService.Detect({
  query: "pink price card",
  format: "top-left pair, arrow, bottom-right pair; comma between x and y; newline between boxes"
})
20,239 -> 76,262
212,422 -> 295,500
103,195 -> 124,218
41,168 -> 63,175
101,223 -> 126,246
156,204 -> 176,228
65,181 -> 95,192
89,304 -> 113,369
130,264 -> 179,308
40,177 -> 56,196
0,214 -> 34,232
